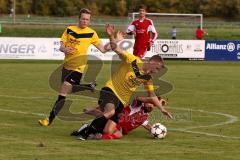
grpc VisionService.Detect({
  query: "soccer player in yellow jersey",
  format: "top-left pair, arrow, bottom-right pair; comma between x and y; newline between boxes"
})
77,24 -> 173,140
39,9 -> 114,126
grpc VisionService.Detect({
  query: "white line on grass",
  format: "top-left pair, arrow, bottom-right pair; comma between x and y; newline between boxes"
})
168,106 -> 239,139
170,129 -> 240,139
0,108 -> 46,117
0,94 -> 98,101
0,95 -> 53,100
168,106 -> 239,130
0,95 -> 239,139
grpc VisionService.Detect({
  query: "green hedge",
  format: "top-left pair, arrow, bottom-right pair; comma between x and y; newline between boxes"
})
1,23 -> 240,40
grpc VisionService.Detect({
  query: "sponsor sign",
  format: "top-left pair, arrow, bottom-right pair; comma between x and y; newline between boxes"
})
0,37 -> 205,60
0,37 -> 64,60
146,40 -> 205,59
205,41 -> 240,61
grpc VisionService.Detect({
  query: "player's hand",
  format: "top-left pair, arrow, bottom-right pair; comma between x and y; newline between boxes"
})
149,40 -> 153,47
147,40 -> 154,51
64,46 -> 76,55
160,99 -> 167,106
106,24 -> 115,36
149,41 -> 153,47
161,108 -> 173,119
116,31 -> 125,42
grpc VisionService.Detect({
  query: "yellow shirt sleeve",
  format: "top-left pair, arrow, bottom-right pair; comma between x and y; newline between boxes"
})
144,79 -> 154,92
60,28 -> 68,43
121,51 -> 139,63
91,31 -> 101,46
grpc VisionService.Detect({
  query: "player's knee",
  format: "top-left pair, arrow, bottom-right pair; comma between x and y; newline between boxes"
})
59,82 -> 72,95
103,120 -> 117,134
103,109 -> 115,119
114,131 -> 123,139
103,125 -> 114,134
103,103 -> 115,118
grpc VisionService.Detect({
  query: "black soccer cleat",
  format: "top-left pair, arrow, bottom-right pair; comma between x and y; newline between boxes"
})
70,130 -> 79,136
76,135 -> 87,141
76,129 -> 89,140
71,124 -> 89,136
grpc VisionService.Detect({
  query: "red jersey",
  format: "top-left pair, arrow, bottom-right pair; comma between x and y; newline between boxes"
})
127,18 -> 157,58
195,28 -> 204,39
116,101 -> 149,135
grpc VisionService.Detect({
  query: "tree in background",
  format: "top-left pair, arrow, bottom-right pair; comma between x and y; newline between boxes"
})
32,0 -> 48,15
15,0 -> 32,15
202,0 -> 240,18
115,0 -> 127,16
86,1 -> 99,16
0,0 -> 239,19
0,0 -> 9,14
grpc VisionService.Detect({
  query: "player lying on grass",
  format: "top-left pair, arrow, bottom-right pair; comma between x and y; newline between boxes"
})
102,97 -> 167,140
71,97 -> 167,140
75,24 -> 173,140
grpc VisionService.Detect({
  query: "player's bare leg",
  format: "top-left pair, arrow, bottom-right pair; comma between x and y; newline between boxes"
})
83,106 -> 103,117
102,120 -> 122,140
103,120 -> 117,134
76,103 -> 116,140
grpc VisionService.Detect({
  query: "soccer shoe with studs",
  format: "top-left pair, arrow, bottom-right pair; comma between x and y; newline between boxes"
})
38,118 -> 50,126
70,124 -> 89,136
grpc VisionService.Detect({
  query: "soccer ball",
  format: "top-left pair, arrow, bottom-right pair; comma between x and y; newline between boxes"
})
151,123 -> 167,139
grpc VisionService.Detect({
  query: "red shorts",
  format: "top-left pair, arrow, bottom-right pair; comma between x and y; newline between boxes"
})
133,46 -> 148,58
116,124 -> 121,131
116,124 -> 128,135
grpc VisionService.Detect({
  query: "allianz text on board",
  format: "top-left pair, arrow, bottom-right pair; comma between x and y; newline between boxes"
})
205,41 -> 240,61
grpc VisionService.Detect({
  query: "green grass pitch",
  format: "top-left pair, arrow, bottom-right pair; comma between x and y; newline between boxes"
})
0,60 -> 239,160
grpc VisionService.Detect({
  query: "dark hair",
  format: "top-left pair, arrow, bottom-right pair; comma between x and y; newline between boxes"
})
139,4 -> 147,10
150,55 -> 164,63
149,55 -> 165,69
79,8 -> 91,18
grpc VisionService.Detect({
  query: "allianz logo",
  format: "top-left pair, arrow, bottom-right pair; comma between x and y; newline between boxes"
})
206,42 -> 237,52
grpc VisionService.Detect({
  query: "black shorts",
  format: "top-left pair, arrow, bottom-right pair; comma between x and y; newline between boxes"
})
61,67 -> 82,85
98,87 -> 124,123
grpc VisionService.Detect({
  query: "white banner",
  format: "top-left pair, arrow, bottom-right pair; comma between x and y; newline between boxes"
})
0,37 -> 204,60
146,39 -> 205,59
0,37 -> 63,60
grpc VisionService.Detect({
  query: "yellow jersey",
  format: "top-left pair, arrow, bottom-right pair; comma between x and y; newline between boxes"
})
61,25 -> 101,73
105,51 -> 154,106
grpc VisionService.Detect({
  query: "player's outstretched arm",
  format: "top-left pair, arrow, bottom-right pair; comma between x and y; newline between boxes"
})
136,96 -> 167,106
147,91 -> 173,119
95,31 -> 125,53
94,41 -> 111,53
105,24 -> 125,56
143,124 -> 152,132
